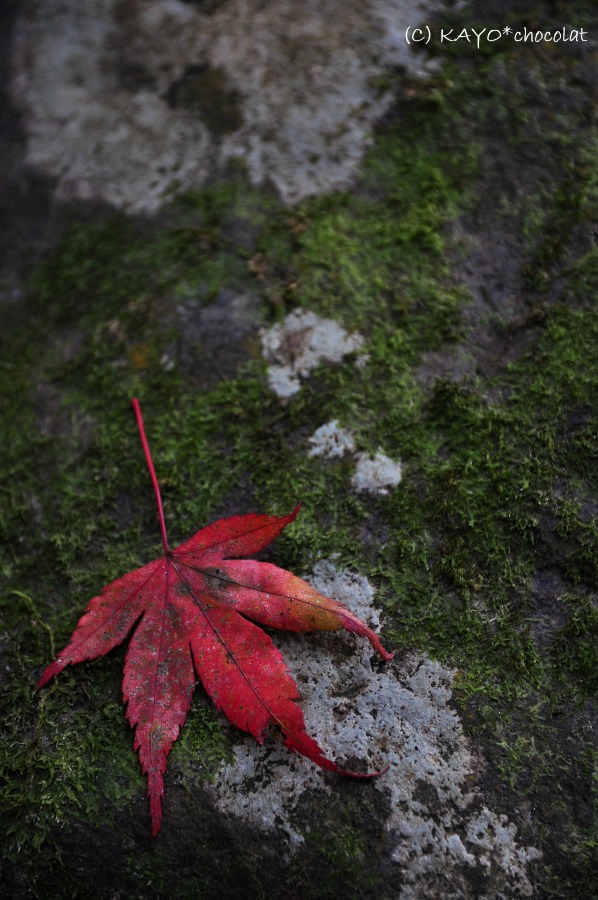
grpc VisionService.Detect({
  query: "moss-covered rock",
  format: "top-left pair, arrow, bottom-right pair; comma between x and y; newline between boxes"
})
1,1 -> 597,897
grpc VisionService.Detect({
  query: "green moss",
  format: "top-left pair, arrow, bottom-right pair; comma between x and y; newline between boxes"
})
551,595 -> 598,693
295,789 -> 389,898
0,593 -> 137,854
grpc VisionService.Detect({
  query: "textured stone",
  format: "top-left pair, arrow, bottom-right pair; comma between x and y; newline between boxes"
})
10,0 -> 441,211
214,562 -> 541,895
352,450 -> 403,495
260,308 -> 365,398
307,420 -> 356,458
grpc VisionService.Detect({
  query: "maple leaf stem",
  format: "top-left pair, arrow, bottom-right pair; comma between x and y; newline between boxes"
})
131,398 -> 170,554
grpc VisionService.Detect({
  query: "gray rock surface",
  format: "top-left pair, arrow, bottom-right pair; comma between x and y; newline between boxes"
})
1,1 -> 595,898
11,0 -> 440,210
215,562 -> 541,896
260,308 -> 366,398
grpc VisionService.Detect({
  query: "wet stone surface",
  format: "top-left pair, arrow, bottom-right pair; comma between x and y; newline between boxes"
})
1,1 -> 597,898
214,564 -> 541,896
172,289 -> 262,388
10,0 -> 441,211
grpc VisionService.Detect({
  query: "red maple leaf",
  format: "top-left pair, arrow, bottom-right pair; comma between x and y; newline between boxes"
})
39,399 -> 394,835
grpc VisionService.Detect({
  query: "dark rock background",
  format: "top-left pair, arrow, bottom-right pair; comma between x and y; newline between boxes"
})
1,1 -> 597,898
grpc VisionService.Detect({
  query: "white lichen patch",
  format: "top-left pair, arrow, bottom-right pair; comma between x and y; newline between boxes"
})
352,450 -> 403,494
213,562 -> 540,896
260,309 -> 365,398
11,0 -> 442,212
307,420 -> 356,458
307,420 -> 403,495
